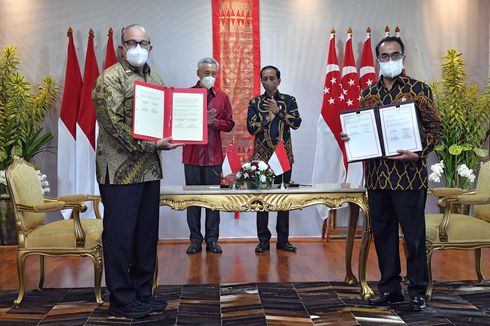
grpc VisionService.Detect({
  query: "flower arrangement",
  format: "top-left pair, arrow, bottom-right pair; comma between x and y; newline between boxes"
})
0,169 -> 50,198
235,160 -> 275,189
429,160 -> 476,189
430,49 -> 490,188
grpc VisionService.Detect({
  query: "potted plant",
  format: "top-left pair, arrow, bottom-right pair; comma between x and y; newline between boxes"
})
0,46 -> 58,244
430,49 -> 490,189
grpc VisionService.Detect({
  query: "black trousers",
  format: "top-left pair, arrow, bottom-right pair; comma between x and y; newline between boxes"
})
368,189 -> 428,297
99,180 -> 160,306
184,164 -> 222,243
257,169 -> 292,245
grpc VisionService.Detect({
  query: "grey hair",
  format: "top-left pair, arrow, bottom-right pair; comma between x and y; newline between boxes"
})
197,57 -> 219,70
120,24 -> 150,44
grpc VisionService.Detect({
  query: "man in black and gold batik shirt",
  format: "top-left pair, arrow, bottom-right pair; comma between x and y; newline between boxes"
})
93,24 -> 178,319
353,36 -> 443,312
247,66 -> 302,253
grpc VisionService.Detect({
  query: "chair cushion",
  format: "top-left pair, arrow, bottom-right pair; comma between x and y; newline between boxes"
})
25,219 -> 102,249
426,213 -> 490,243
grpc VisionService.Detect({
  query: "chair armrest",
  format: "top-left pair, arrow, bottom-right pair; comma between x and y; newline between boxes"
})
87,195 -> 103,219
17,200 -> 66,213
457,194 -> 490,205
58,194 -> 89,203
57,194 -> 102,219
429,187 -> 464,198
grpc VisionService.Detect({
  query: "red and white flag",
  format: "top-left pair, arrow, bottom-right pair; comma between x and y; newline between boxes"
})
76,29 -> 99,217
311,30 -> 345,197
222,141 -> 241,176
268,140 -> 291,176
341,29 -> 364,188
57,27 -> 82,219
104,27 -> 118,69
341,28 -> 361,110
359,27 -> 376,92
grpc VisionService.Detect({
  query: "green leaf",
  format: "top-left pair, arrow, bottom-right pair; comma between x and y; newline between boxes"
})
448,144 -> 463,155
473,148 -> 488,157
434,144 -> 445,151
459,143 -> 473,151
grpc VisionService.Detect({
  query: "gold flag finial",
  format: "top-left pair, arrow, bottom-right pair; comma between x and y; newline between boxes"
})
366,26 -> 371,33
347,27 -> 352,34
67,27 -> 73,37
331,28 -> 336,34
89,28 -> 95,37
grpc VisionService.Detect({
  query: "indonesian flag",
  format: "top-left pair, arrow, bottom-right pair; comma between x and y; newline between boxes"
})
359,27 -> 376,91
341,29 -> 364,187
222,141 -> 241,176
104,27 -> 117,69
268,140 -> 291,176
57,27 -> 82,219
76,29 -> 99,217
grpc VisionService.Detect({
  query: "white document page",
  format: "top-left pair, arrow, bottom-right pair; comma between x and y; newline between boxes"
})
379,102 -> 422,156
133,84 -> 164,139
340,109 -> 382,161
171,92 -> 204,141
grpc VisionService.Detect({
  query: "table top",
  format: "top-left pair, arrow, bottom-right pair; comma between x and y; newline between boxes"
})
160,183 -> 366,195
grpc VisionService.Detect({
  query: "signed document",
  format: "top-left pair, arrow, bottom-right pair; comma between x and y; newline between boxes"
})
379,102 -> 422,157
340,101 -> 422,162
132,81 -> 208,144
133,82 -> 165,140
340,109 -> 383,162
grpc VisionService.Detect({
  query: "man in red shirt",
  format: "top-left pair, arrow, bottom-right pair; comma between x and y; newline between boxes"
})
183,57 -> 235,254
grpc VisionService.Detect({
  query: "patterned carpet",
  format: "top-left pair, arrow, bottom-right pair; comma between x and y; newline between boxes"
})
0,281 -> 489,325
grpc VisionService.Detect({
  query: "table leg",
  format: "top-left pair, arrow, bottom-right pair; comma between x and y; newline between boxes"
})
344,204 -> 359,285
357,202 -> 374,300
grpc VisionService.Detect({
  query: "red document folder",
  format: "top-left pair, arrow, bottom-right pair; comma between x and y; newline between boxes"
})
132,80 -> 208,145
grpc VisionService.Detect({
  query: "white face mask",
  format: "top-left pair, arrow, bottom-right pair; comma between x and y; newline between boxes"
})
200,76 -> 216,89
379,59 -> 403,78
125,45 -> 148,67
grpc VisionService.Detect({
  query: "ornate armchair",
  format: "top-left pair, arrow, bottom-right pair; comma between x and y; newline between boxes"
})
425,160 -> 490,299
5,157 -> 103,305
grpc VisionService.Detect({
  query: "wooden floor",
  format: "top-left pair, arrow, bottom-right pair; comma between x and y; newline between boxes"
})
0,239 -> 489,291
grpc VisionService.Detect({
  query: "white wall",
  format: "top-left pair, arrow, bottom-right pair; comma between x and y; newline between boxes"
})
0,0 -> 488,239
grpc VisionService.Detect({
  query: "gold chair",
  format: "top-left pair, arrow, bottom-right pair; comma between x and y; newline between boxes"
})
425,160 -> 490,299
5,157 -> 104,305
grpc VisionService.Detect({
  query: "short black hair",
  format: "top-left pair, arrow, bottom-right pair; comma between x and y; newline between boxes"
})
375,36 -> 405,57
260,65 -> 281,79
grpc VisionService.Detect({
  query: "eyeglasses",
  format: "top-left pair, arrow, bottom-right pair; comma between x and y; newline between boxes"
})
123,39 -> 151,49
378,52 -> 404,62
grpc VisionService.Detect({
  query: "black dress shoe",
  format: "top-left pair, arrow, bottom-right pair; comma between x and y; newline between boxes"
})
138,295 -> 167,312
186,242 -> 202,254
255,241 -> 270,252
368,291 -> 405,306
206,241 -> 222,253
108,300 -> 151,319
409,295 -> 427,311
276,242 -> 297,252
